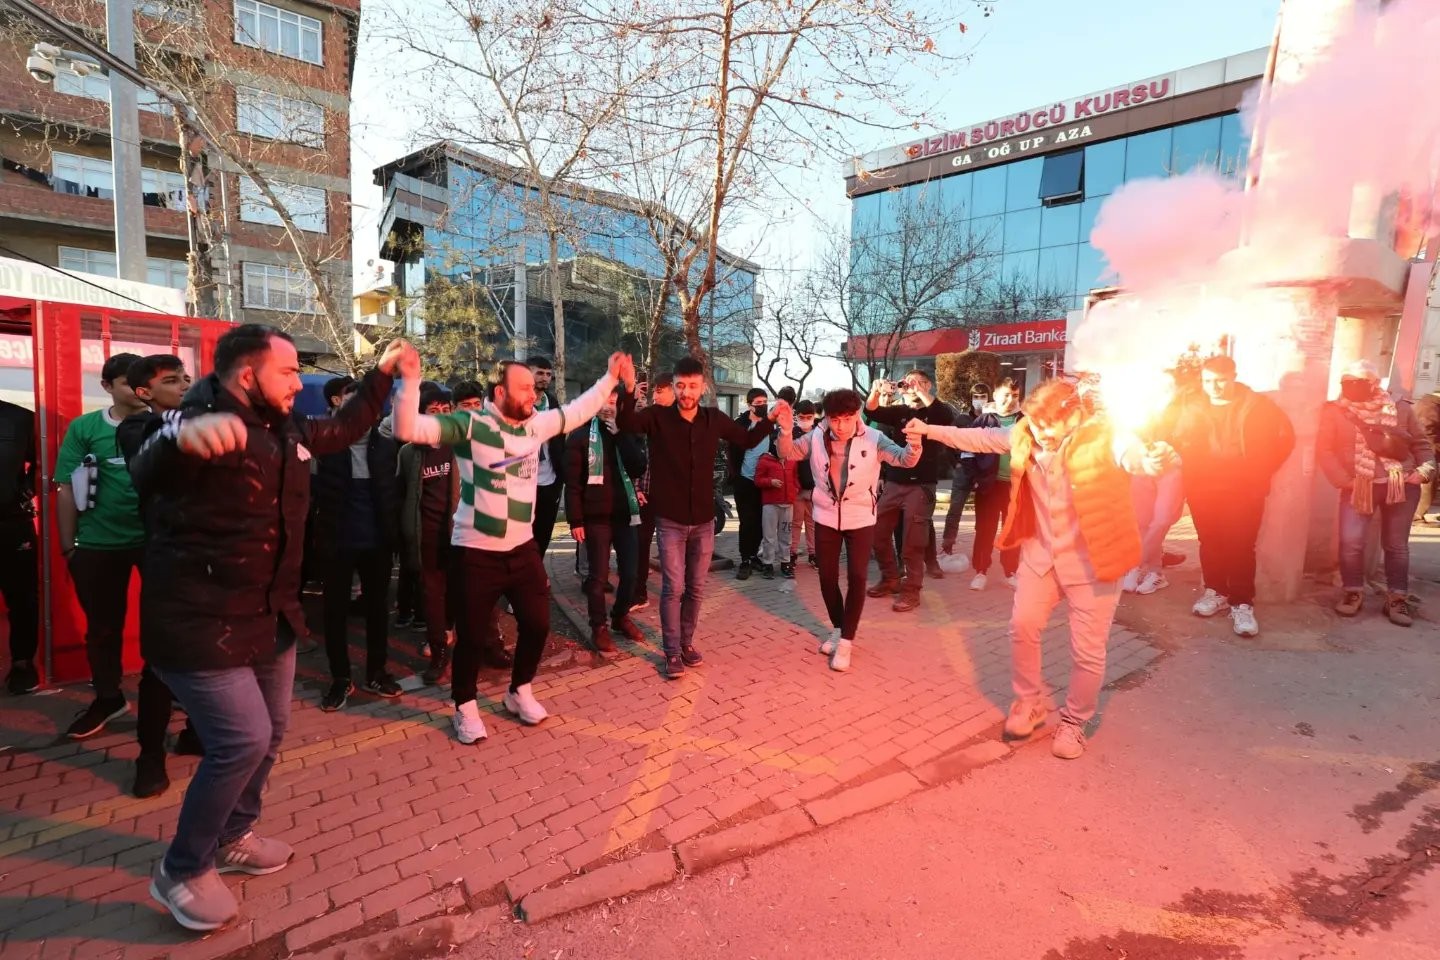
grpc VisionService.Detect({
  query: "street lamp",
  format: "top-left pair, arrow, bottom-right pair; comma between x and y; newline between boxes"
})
24,0 -> 148,282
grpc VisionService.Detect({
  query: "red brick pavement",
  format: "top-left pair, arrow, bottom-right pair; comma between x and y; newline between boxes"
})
0,521 -> 1160,959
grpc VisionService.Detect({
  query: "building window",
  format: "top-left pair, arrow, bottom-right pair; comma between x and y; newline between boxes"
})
235,87 -> 325,147
51,152 -> 114,199
58,246 -> 190,290
141,167 -> 188,208
238,176 -> 327,232
1039,150 -> 1084,206
51,152 -> 186,207
234,0 -> 322,65
242,261 -> 318,313
54,71 -> 174,114
1083,140 -> 1125,198
1004,157 -> 1043,213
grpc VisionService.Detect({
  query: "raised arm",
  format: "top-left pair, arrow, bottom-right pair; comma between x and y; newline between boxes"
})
774,425 -> 813,463
615,388 -> 658,435
877,429 -> 922,468
302,366 -> 393,455
911,423 -> 1013,454
531,366 -> 621,443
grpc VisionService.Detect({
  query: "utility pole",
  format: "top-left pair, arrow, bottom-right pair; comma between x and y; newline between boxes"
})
105,0 -> 147,281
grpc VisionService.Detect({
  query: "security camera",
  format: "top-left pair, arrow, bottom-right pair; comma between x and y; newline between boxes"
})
26,43 -> 62,83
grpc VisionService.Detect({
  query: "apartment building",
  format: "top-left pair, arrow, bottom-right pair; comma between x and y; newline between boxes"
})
0,0 -> 358,355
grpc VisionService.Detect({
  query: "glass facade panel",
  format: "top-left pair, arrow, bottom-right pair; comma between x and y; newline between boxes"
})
1084,139 -> 1126,197
1040,202 -> 1080,248
970,214 -> 1004,256
1170,118 -> 1222,175
970,165 -> 1006,217
1124,128 -> 1173,181
1078,195 -> 1106,244
940,172 -> 971,218
1037,244 -> 1078,299
1038,149 -> 1084,203
1004,157 -> 1043,212
1075,241 -> 1109,291
1219,113 -> 1251,179
1002,206 -> 1041,254
1001,249 -> 1039,290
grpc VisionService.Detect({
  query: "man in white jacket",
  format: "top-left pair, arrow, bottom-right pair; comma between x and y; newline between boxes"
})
774,389 -> 920,671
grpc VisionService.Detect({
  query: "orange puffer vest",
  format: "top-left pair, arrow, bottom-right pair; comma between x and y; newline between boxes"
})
996,417 -> 1141,581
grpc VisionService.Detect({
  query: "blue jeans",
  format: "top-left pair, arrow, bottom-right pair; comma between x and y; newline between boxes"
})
1338,483 -> 1421,593
656,518 -> 715,656
156,643 -> 296,880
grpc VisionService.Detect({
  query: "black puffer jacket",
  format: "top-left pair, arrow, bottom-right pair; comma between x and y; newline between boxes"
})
564,421 -> 647,526
310,426 -> 400,558
129,368 -> 392,671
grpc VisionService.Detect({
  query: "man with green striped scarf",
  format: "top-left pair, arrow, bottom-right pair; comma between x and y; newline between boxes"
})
565,385 -> 648,653
394,349 -> 633,744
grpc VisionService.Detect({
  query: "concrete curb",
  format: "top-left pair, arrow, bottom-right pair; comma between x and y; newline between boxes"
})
288,912 -> 489,960
676,808 -> 815,874
517,851 -> 679,923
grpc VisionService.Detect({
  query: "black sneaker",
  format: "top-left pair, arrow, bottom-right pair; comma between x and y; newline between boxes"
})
174,723 -> 204,756
395,614 -> 414,628
132,752 -> 170,798
66,696 -> 128,739
320,679 -> 354,712
664,655 -> 686,679
807,555 -> 818,569
760,563 -> 775,580
736,562 -> 752,581
780,562 -> 795,579
6,659 -> 39,695
680,645 -> 703,667
365,673 -> 403,699
421,646 -> 452,686
411,619 -> 428,632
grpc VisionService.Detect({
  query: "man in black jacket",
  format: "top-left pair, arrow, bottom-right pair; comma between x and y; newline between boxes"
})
728,387 -> 771,578
130,324 -> 403,932
863,370 -> 955,611
618,357 -> 777,678
314,379 -> 402,711
566,384 -> 648,653
0,398 -> 38,696
116,354 -> 203,799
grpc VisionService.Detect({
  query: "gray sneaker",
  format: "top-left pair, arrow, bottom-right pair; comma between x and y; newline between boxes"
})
217,831 -> 293,875
1051,720 -> 1087,760
150,863 -> 238,931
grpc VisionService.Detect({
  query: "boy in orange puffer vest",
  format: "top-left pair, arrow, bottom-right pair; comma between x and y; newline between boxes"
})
907,379 -> 1178,761
755,444 -> 799,579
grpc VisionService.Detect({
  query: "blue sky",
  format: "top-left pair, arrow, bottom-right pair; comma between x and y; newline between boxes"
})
347,0 -> 1281,383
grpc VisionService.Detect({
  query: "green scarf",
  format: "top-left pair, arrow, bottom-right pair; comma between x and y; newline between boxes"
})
587,418 -> 640,525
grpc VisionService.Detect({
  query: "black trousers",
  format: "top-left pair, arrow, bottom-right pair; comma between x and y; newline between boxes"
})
1,520 -> 38,664
634,502 -> 655,601
322,546 -> 392,682
1188,483 -> 1267,607
942,459 -> 981,550
69,546 -> 144,699
533,482 -> 563,558
452,543 -> 549,704
816,523 -> 876,641
972,482 -> 1019,576
583,523 -> 638,627
137,664 -> 199,758
396,564 -> 421,621
418,539 -> 452,654
733,476 -> 763,562
873,481 -> 935,592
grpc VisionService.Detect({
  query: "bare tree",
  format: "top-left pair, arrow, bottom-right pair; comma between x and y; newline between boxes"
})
379,1 -> 667,399
809,191 -> 990,388
4,0 -> 364,368
752,283 -> 830,398
587,0 -> 986,370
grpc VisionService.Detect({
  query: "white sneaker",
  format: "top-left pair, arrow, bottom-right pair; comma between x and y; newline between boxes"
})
1135,572 -> 1169,595
1230,604 -> 1259,637
1121,568 -> 1140,593
452,700 -> 488,744
1004,574 -> 1018,589
970,573 -> 988,591
819,626 -> 841,656
1191,588 -> 1230,618
829,639 -> 852,672
503,683 -> 549,725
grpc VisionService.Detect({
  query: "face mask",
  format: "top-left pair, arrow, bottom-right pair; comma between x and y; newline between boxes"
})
1341,380 -> 1374,402
972,399 -> 987,413
752,403 -> 768,418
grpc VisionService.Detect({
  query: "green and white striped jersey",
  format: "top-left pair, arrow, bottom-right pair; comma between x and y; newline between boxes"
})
394,373 -> 617,552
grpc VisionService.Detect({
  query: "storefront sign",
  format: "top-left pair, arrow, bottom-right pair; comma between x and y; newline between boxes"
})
0,255 -> 186,316
904,78 -> 1173,162
969,319 -> 1068,353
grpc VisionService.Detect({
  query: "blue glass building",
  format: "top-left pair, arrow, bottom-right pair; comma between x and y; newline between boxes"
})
845,49 -> 1267,389
376,143 -> 758,403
